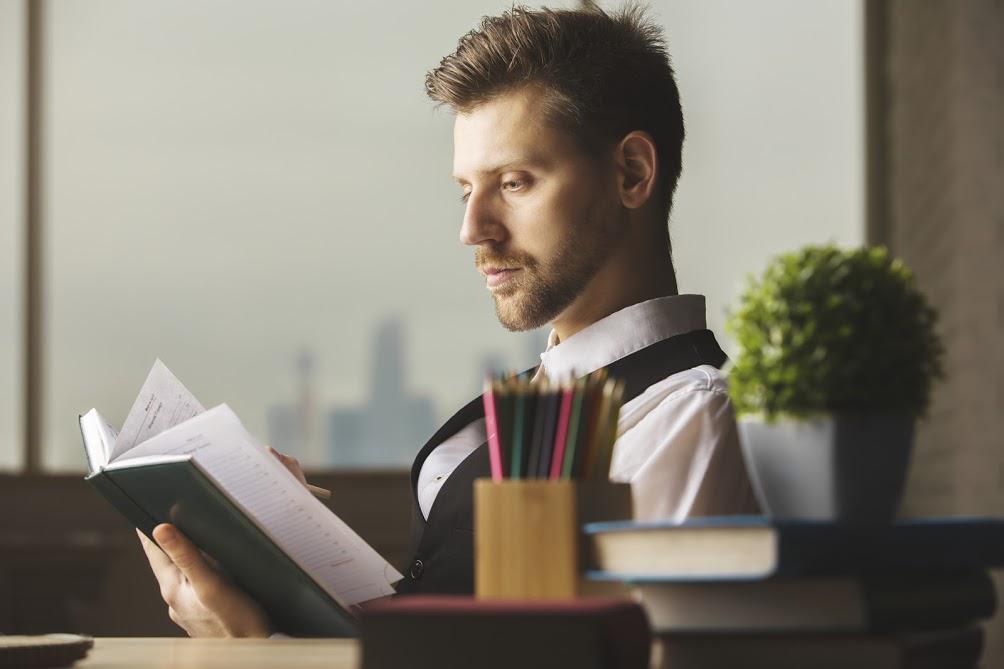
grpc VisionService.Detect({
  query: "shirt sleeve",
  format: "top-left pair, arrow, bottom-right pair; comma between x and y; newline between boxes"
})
609,386 -> 760,522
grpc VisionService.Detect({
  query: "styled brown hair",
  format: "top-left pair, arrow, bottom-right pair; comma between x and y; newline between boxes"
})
426,3 -> 685,222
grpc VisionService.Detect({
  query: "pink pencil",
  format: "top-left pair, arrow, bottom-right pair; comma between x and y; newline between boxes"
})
483,380 -> 504,481
549,384 -> 575,480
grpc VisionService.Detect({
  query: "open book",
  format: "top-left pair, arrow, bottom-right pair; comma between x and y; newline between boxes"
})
79,360 -> 402,637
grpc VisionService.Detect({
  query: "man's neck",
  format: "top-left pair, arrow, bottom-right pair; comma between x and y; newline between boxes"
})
549,246 -> 678,343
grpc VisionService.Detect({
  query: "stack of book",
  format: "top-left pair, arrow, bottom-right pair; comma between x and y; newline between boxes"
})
583,516 -> 1004,669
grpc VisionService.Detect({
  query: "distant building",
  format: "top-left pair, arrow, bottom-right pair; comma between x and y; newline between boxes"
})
266,348 -> 325,464
328,318 -> 437,467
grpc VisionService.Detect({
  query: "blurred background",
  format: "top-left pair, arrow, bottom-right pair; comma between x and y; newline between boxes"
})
0,0 -> 1000,658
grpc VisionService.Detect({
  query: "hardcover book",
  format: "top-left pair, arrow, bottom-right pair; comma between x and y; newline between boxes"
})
79,360 -> 401,637
627,570 -> 996,633
584,515 -> 1004,580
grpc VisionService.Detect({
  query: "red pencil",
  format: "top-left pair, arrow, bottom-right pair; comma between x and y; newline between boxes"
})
482,379 -> 504,481
549,383 -> 575,480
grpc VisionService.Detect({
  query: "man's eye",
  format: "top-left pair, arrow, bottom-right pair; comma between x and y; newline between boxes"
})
502,179 -> 526,192
460,191 -> 472,203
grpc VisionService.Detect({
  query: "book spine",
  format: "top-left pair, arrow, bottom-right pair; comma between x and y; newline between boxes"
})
85,470 -> 159,538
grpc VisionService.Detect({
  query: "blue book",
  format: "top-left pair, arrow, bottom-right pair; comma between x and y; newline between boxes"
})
583,515 -> 1004,581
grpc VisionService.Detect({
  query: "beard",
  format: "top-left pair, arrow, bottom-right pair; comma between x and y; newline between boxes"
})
475,213 -> 619,332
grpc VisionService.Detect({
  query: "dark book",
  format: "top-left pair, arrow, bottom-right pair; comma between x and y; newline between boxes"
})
654,625 -> 984,669
79,360 -> 401,637
359,596 -> 652,669
624,570 -> 996,633
584,516 -> 1004,579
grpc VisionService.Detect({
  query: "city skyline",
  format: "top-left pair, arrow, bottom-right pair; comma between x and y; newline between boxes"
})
267,316 -> 549,467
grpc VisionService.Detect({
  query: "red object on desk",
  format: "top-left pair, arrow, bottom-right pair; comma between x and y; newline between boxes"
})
359,595 -> 651,669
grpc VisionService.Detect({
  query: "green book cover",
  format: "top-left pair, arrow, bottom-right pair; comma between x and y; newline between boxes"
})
80,374 -> 402,640
90,460 -> 358,637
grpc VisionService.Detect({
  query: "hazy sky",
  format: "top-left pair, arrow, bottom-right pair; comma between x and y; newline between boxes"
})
0,0 -> 863,470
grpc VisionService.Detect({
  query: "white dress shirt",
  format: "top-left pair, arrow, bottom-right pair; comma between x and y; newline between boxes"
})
416,295 -> 759,521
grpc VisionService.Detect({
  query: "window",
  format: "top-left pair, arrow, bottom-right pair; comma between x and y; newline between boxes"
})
17,0 -> 863,472
41,0 -> 541,471
0,0 -> 23,471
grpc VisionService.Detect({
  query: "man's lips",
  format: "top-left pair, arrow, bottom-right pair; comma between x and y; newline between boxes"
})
480,266 -> 521,289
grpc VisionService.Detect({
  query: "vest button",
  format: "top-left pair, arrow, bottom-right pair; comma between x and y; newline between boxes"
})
409,559 -> 424,580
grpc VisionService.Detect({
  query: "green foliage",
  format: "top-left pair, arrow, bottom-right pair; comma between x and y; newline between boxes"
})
727,245 -> 944,420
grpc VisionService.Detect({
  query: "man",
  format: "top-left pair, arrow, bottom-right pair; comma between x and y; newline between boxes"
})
140,5 -> 757,636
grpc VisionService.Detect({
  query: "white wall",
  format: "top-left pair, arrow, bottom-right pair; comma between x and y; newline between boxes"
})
654,0 -> 865,350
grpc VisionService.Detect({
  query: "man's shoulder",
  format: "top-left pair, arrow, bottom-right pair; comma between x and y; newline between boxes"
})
631,363 -> 730,405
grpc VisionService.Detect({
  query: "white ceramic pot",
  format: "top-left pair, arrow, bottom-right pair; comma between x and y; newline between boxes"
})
737,414 -> 914,523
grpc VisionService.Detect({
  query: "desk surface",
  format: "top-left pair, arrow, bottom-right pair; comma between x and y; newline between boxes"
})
78,638 -> 359,669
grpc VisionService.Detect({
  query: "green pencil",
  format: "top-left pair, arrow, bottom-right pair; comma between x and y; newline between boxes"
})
561,378 -> 588,479
510,382 -> 527,479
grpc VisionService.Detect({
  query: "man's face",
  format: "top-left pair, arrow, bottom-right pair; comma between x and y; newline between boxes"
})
452,88 -> 624,331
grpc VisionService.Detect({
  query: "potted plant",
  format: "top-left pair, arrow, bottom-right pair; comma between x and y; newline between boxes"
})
727,245 -> 944,522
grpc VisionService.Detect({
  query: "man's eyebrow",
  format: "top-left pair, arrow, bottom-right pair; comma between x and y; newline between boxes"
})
452,156 -> 551,183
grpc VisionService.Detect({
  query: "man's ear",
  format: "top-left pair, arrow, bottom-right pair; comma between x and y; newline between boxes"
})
614,131 -> 658,210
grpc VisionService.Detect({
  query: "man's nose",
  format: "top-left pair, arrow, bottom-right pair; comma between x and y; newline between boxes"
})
459,190 -> 507,247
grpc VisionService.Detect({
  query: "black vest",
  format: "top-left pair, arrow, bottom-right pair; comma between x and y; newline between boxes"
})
395,329 -> 728,595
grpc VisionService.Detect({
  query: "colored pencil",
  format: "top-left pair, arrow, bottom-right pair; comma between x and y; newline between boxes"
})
482,379 -> 504,481
536,388 -> 562,478
581,379 -> 615,479
526,380 -> 550,479
510,384 -> 527,479
574,375 -> 608,479
591,380 -> 625,479
549,383 -> 575,480
561,378 -> 588,479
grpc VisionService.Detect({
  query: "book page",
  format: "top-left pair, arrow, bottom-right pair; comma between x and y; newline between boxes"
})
111,359 -> 205,462
120,404 -> 401,606
79,409 -> 120,472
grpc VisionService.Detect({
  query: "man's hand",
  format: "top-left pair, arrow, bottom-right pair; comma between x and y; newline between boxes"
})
139,524 -> 272,638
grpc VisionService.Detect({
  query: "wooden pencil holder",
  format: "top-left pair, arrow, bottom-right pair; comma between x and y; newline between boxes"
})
473,479 -> 632,600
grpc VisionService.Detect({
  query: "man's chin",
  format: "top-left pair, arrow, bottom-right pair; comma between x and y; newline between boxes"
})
492,292 -> 552,332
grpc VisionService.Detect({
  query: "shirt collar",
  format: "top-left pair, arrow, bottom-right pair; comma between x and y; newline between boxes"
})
537,294 -> 708,381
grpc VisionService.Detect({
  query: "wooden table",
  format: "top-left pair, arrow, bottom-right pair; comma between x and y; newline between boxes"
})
77,638 -> 360,668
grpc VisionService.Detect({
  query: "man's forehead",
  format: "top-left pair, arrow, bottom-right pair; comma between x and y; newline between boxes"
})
451,90 -> 567,181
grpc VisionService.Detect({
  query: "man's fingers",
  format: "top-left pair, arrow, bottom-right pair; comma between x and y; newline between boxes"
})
138,528 -> 178,576
152,524 -> 222,597
138,527 -> 183,606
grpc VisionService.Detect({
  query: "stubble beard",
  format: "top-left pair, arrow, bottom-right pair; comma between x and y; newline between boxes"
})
481,217 -> 618,332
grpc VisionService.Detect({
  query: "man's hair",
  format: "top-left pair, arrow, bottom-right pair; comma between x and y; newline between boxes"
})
426,3 -> 684,224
